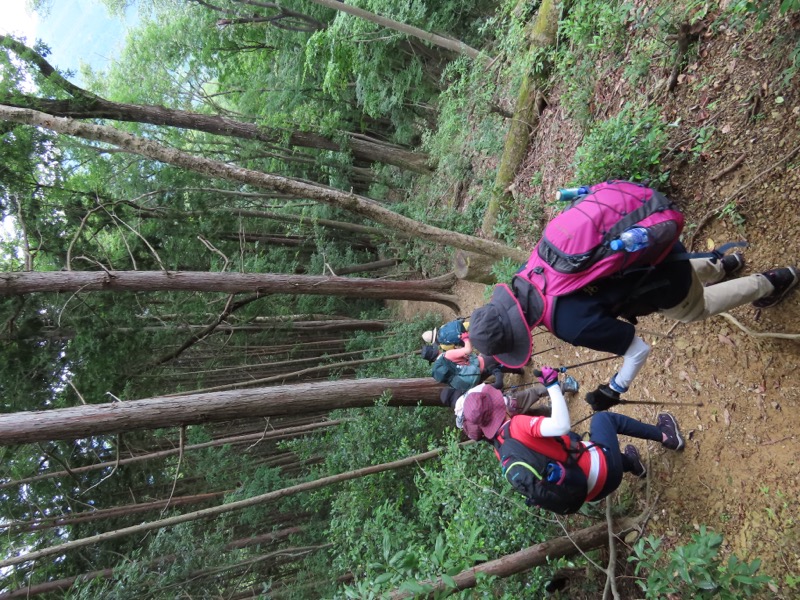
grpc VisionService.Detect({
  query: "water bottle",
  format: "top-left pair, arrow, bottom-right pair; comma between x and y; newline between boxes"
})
545,462 -> 563,483
555,186 -> 590,202
610,227 -> 649,252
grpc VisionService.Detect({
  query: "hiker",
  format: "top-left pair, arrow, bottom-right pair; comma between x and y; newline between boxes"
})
467,181 -> 799,411
461,366 -> 685,514
440,375 -> 580,430
422,317 -> 469,351
421,338 -> 523,391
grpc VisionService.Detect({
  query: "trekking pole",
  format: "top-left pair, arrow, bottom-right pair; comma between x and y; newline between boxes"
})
555,355 -> 619,373
570,399 -> 704,428
619,399 -> 704,407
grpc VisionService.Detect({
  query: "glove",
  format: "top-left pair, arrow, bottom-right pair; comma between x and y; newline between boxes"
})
534,366 -> 559,387
585,384 -> 621,411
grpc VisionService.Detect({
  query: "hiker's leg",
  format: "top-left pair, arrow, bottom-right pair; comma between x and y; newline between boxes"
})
510,385 -> 549,415
690,257 -> 725,285
661,272 -> 773,323
589,412 -> 662,500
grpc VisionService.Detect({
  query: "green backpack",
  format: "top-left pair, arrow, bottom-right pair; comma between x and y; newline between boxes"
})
431,354 -> 482,391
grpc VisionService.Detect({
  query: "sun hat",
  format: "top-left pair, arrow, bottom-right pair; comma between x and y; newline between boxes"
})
461,385 -> 508,441
468,283 -> 532,369
421,328 -> 438,344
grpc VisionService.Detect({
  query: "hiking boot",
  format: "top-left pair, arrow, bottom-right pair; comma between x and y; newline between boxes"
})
720,252 -> 745,277
624,444 -> 647,478
657,412 -> 685,451
561,375 -> 580,394
753,267 -> 799,308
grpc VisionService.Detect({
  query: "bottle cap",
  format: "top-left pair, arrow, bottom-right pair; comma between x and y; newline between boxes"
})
610,239 -> 624,251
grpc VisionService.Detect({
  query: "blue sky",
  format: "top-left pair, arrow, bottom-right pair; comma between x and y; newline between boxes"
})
2,0 -> 137,79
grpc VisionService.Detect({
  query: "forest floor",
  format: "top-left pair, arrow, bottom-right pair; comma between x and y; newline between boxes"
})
396,11 -> 800,598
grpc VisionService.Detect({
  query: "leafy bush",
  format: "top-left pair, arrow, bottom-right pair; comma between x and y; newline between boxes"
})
630,526 -> 772,599
572,103 -> 669,185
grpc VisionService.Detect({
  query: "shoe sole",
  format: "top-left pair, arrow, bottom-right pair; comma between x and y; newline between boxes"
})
753,267 -> 799,308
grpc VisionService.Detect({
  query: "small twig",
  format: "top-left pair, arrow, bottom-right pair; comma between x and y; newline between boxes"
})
66,380 -> 87,405
665,321 -> 682,337
245,419 -> 273,451
716,312 -> 800,340
603,496 -> 621,600
161,426 -> 185,516
197,235 -> 230,272
709,153 -> 746,182
763,435 -> 794,446
80,434 -> 122,495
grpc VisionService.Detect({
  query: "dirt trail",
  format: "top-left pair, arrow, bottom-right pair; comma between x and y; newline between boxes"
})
402,14 -> 800,593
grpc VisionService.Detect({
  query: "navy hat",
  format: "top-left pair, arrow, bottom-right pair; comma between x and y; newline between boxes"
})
468,284 -> 532,369
420,344 -> 439,363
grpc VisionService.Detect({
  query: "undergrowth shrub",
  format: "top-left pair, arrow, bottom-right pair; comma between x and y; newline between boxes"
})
571,103 -> 669,185
630,526 -> 772,599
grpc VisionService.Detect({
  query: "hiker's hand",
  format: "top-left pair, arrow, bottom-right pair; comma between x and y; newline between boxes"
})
585,384 -> 621,411
534,366 -> 559,387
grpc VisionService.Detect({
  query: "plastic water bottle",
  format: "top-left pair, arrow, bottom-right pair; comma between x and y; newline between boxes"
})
610,227 -> 649,252
555,186 -> 590,202
545,463 -> 563,483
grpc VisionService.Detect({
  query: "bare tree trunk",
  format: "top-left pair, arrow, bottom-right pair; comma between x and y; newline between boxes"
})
306,0 -> 484,60
0,444 -> 464,568
0,527 -> 308,599
4,491 -> 228,534
0,270 -> 461,311
0,378 -> 442,445
0,106 -> 528,263
0,35 -> 432,173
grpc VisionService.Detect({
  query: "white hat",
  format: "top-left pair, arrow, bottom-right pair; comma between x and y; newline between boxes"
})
421,328 -> 438,344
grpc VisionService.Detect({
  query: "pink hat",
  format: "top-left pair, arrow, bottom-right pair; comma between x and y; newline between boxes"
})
461,386 -> 508,441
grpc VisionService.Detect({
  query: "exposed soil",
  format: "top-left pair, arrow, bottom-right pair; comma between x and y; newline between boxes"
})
399,10 -> 800,597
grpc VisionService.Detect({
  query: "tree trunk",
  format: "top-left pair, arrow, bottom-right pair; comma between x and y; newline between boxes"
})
187,351 -> 409,393
453,250 -> 504,284
0,35 -> 432,174
334,259 -> 400,275
389,515 -> 642,598
306,0 -> 483,60
0,378 -> 442,445
481,0 -> 560,236
0,527 -> 308,599
0,270 -> 461,311
0,443 -> 464,568
5,491 -> 228,534
0,106 -> 528,263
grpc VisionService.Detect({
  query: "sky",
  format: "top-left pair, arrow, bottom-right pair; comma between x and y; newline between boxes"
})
2,0 -> 137,79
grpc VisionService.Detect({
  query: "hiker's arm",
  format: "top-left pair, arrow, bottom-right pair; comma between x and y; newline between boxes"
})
537,385 -> 570,436
609,336 -> 651,392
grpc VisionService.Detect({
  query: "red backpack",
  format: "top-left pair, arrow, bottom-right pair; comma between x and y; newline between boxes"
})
516,181 -> 685,331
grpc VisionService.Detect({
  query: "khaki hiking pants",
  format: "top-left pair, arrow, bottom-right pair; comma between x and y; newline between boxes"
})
659,258 -> 774,323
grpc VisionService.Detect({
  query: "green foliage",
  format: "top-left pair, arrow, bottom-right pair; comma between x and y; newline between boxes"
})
630,527 -> 773,599
572,103 -> 669,185
490,256 -> 523,284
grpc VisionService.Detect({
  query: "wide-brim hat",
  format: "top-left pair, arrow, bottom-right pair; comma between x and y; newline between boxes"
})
468,284 -> 532,369
461,385 -> 507,441
421,328 -> 438,344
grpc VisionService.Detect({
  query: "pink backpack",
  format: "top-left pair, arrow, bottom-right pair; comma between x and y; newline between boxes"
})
516,181 -> 685,331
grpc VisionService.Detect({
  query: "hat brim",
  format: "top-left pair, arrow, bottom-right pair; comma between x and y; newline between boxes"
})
463,386 -> 507,440
489,284 -> 532,369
